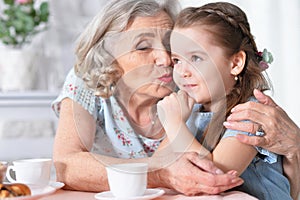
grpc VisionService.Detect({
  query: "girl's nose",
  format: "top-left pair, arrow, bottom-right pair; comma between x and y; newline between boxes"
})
182,71 -> 192,78
174,61 -> 192,78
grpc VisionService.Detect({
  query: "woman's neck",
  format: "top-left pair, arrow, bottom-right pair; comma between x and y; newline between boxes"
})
114,88 -> 164,139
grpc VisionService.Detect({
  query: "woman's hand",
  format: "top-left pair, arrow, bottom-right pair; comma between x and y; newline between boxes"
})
224,89 -> 300,158
150,152 -> 243,195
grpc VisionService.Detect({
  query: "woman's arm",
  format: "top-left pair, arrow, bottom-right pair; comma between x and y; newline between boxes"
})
53,98 -> 110,191
54,98 -> 243,194
224,89 -> 300,199
54,98 -> 150,191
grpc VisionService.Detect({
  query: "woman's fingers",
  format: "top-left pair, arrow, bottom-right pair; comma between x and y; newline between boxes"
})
223,121 -> 260,134
227,106 -> 269,128
231,89 -> 277,115
160,152 -> 243,195
253,89 -> 277,107
235,133 -> 266,147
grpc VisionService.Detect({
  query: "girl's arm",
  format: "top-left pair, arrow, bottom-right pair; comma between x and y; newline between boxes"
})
157,91 -> 256,175
157,91 -> 211,158
156,123 -> 211,159
211,137 -> 257,175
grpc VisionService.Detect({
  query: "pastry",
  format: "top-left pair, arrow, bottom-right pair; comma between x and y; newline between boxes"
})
0,163 -> 7,183
0,183 -> 31,198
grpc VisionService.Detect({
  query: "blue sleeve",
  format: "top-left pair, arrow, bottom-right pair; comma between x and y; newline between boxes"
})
51,68 -> 98,119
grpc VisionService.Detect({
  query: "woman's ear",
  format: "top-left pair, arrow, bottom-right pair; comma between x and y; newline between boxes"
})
230,50 -> 246,76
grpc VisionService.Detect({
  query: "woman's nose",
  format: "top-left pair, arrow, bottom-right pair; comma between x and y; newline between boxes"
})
154,48 -> 171,67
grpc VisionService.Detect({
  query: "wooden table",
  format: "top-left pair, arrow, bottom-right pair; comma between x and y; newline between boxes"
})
40,188 -> 258,200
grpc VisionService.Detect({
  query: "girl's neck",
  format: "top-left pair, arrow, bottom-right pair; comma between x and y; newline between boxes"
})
201,98 -> 226,113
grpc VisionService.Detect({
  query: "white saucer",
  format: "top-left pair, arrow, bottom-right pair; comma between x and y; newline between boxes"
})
3,181 -> 64,200
94,188 -> 165,200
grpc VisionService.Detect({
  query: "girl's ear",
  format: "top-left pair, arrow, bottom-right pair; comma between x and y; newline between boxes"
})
230,50 -> 246,76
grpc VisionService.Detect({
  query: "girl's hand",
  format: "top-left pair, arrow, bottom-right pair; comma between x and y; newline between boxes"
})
157,90 -> 194,132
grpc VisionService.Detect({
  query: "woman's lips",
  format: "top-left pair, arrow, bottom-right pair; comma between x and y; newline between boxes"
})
158,74 -> 173,83
183,84 -> 197,88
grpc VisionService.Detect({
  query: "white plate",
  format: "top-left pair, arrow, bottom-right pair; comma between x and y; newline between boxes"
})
94,188 -> 165,200
2,181 -> 64,200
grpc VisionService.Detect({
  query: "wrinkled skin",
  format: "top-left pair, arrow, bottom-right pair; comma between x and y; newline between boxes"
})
149,152 -> 244,196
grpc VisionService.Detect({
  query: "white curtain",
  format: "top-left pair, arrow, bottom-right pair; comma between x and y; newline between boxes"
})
180,0 -> 300,125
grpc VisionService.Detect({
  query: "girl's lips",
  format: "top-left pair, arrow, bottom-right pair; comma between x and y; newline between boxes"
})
158,74 -> 173,83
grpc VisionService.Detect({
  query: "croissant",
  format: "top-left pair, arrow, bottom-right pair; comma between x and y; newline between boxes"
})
0,183 -> 31,198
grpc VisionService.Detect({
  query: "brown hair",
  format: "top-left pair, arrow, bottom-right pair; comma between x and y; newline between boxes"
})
175,2 -> 272,150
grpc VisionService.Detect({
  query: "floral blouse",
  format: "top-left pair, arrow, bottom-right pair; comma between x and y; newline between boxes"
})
52,69 -> 163,159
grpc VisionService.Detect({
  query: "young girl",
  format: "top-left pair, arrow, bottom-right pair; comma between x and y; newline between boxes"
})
157,2 -> 292,200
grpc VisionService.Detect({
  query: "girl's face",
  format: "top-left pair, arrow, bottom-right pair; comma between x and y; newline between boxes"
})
110,11 -> 175,99
170,26 -> 236,110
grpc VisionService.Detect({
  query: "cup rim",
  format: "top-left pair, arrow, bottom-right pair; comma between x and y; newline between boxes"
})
108,162 -> 148,168
12,158 -> 52,165
106,162 -> 148,173
13,158 -> 52,162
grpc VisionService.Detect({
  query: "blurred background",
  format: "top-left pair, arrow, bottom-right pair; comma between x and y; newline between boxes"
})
0,0 -> 299,162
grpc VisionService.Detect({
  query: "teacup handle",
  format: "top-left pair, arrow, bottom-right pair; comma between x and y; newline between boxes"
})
6,166 -> 17,183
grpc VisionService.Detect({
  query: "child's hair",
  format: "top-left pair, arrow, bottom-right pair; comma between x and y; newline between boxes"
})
174,2 -> 272,150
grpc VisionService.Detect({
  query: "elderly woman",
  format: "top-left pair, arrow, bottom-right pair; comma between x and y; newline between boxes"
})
52,0 -> 242,195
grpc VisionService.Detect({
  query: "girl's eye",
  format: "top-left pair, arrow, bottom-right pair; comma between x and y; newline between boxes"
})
172,58 -> 182,65
136,41 -> 151,51
191,55 -> 202,62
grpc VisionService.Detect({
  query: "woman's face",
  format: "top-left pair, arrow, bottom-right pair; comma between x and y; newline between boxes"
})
170,26 -> 235,110
110,11 -> 175,99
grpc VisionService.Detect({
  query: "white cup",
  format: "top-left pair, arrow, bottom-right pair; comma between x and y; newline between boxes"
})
6,158 -> 52,186
106,163 -> 148,198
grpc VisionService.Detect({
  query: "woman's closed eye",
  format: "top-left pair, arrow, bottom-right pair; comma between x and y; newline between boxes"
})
136,41 -> 152,51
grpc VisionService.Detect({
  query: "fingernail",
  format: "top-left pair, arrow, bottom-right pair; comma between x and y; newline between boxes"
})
223,121 -> 231,127
215,169 -> 224,175
231,171 -> 238,176
232,178 -> 242,183
231,107 -> 236,112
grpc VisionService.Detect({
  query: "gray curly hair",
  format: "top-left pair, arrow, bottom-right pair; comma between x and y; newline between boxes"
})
74,0 -> 181,98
